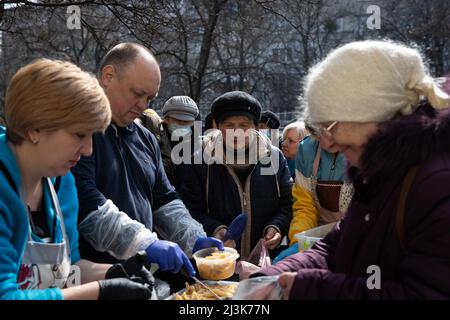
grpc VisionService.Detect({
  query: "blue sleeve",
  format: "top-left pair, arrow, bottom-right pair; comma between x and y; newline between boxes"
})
0,196 -> 63,300
295,137 -> 318,178
57,173 -> 80,264
71,137 -> 107,222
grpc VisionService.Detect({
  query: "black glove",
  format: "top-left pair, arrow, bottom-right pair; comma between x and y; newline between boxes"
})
106,251 -> 154,287
97,278 -> 152,300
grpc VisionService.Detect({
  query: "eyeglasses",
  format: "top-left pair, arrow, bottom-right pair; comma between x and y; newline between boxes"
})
305,121 -> 338,138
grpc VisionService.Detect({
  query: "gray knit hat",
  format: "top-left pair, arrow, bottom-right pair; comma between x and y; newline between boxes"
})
304,40 -> 449,124
162,96 -> 199,121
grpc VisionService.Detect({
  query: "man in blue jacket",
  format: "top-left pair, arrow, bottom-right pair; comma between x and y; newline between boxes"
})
71,43 -> 221,282
179,91 -> 293,258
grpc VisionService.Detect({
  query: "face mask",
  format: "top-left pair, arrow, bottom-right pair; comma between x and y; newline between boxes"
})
167,124 -> 192,137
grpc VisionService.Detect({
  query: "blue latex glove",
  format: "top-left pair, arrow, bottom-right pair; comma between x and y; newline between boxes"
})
224,213 -> 248,242
272,243 -> 299,264
192,237 -> 224,254
145,240 -> 196,277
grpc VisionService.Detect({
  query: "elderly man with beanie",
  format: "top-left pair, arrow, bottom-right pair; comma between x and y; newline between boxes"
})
252,40 -> 450,300
179,91 -> 293,259
141,95 -> 199,189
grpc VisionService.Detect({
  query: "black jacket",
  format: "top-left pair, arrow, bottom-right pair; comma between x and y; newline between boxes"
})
179,131 -> 293,257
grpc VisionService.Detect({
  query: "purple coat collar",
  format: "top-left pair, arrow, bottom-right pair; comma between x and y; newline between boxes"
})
347,101 -> 450,199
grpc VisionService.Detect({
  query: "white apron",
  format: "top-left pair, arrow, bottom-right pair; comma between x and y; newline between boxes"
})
17,178 -> 71,290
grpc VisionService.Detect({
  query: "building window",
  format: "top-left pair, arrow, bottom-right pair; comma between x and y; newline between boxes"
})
335,17 -> 344,32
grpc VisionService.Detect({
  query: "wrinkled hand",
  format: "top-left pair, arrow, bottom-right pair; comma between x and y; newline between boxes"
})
213,228 -> 236,248
273,243 -> 299,264
193,236 -> 224,253
97,278 -> 152,300
264,227 -> 282,250
278,272 -> 297,300
145,240 -> 195,277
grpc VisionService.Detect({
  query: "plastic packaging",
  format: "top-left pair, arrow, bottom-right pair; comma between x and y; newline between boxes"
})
153,199 -> 207,256
193,247 -> 239,280
294,222 -> 336,251
233,276 -> 283,300
235,239 -> 271,280
154,278 -> 171,299
78,199 -> 158,260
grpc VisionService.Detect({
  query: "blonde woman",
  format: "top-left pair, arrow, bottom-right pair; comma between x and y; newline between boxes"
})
281,121 -> 309,178
0,59 -> 153,300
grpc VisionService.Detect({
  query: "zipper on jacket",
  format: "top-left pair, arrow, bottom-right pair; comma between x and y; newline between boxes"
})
242,165 -> 257,257
224,166 -> 246,213
244,165 -> 257,210
225,164 -> 257,212
225,164 -> 257,258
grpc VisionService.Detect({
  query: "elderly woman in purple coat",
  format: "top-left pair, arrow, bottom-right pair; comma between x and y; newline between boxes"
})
255,40 -> 450,299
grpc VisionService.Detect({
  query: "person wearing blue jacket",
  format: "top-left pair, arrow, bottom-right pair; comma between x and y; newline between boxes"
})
272,133 -> 354,263
71,43 -> 222,284
0,59 -> 154,300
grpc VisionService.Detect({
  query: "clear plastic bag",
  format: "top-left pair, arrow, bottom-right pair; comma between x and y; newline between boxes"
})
78,199 -> 158,260
232,276 -> 283,300
153,199 -> 206,256
154,278 -> 171,299
235,239 -> 271,280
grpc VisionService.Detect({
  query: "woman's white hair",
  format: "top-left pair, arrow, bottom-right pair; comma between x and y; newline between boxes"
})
282,121 -> 309,141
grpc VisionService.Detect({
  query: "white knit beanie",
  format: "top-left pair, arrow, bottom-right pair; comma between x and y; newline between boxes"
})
304,40 -> 450,124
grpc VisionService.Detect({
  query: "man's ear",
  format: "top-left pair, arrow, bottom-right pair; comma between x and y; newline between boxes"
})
101,65 -> 115,88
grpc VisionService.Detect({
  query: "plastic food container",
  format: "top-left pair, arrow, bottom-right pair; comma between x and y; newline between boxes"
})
193,247 -> 239,280
294,222 -> 337,252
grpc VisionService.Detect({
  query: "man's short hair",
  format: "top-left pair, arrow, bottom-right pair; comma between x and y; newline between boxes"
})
97,42 -> 157,78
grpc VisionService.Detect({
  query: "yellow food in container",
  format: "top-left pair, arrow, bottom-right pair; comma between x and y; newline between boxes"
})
174,282 -> 237,300
193,247 -> 239,280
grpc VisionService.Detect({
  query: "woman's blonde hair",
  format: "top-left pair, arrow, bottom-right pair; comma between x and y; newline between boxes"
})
283,121 -> 309,141
5,58 -> 111,144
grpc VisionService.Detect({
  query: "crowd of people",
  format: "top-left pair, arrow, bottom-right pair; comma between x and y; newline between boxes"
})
1,39 -> 450,300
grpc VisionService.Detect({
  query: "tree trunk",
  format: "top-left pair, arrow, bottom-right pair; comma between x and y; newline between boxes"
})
192,0 -> 227,102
